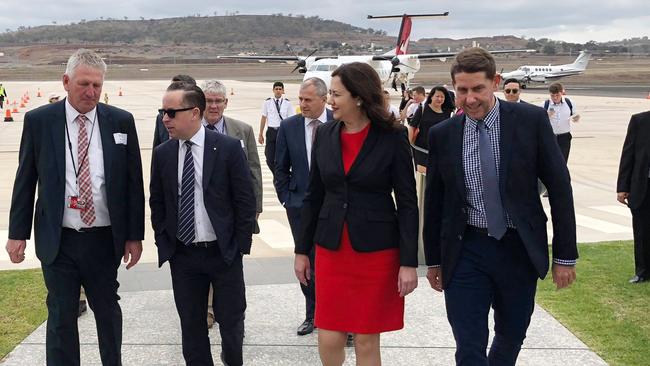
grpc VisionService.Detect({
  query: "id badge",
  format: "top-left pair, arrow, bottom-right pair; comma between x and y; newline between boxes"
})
68,196 -> 86,210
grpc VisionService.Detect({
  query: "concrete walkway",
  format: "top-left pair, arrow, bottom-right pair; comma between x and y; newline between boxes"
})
1,258 -> 607,365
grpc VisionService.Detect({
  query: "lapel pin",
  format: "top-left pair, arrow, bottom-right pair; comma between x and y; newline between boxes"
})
213,147 -> 216,151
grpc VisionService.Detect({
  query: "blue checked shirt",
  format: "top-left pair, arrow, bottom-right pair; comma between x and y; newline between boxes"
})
461,97 -> 575,266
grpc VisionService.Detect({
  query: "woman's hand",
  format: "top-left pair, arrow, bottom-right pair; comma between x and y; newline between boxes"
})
398,266 -> 418,297
294,254 -> 311,286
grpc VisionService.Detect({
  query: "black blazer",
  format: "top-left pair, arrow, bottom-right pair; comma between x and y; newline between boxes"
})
296,121 -> 419,267
149,129 -> 256,266
617,111 -> 650,209
423,101 -> 578,288
8,99 -> 145,264
152,114 -> 168,149
274,110 -> 334,208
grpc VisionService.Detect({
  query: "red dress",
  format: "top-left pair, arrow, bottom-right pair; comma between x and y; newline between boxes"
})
314,123 -> 404,334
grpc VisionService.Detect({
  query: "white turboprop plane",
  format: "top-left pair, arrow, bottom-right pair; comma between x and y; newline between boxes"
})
217,13 -> 534,90
500,51 -> 591,88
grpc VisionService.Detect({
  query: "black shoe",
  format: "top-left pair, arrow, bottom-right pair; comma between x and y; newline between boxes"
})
346,333 -> 354,347
78,300 -> 87,317
629,275 -> 647,283
297,318 -> 314,336
220,352 -> 230,366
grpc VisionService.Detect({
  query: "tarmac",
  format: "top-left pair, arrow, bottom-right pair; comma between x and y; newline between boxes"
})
1,78 -> 647,364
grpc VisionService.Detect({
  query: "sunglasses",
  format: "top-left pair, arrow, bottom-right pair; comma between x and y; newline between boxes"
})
504,89 -> 519,94
158,106 -> 195,118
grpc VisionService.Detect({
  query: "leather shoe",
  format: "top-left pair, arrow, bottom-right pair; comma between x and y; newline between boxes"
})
297,318 -> 314,335
220,352 -> 230,366
629,275 -> 647,283
77,300 -> 87,317
346,333 -> 354,347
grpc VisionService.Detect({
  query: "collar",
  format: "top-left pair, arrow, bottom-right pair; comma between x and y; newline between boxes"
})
465,97 -> 500,129
552,97 -> 564,106
180,124 -> 205,149
65,98 -> 97,124
202,116 -> 224,128
304,108 -> 328,126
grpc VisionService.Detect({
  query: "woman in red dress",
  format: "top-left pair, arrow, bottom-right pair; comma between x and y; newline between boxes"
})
295,62 -> 419,365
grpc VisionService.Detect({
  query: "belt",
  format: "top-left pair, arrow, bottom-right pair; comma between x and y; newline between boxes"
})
267,126 -> 279,130
555,132 -> 571,136
63,226 -> 111,233
178,240 -> 217,248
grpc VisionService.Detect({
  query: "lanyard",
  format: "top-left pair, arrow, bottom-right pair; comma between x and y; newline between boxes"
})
64,113 -> 97,189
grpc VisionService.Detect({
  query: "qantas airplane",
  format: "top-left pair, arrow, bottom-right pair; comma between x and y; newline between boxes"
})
500,50 -> 591,88
217,13 -> 534,90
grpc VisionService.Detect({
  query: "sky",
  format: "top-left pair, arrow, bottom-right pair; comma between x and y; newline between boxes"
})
0,0 -> 647,43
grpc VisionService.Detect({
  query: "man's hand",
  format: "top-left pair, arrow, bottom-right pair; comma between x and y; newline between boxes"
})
397,266 -> 418,297
426,267 -> 443,292
258,134 -> 265,145
617,192 -> 629,206
6,239 -> 26,263
552,263 -> 576,289
123,240 -> 143,270
294,254 -> 311,286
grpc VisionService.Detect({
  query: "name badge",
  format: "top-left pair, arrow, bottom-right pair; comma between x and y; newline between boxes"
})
68,196 -> 86,210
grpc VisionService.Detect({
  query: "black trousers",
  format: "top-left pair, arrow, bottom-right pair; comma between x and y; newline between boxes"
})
286,206 -> 316,320
556,132 -> 572,163
444,228 -> 538,366
41,227 -> 122,366
632,179 -> 650,277
264,127 -> 279,175
170,242 -> 246,366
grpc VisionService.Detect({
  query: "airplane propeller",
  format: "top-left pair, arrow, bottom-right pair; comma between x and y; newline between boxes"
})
286,43 -> 318,74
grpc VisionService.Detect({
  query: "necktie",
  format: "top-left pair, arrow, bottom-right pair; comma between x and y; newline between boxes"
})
309,119 -> 320,144
274,99 -> 282,118
205,124 -> 216,131
177,141 -> 196,245
477,120 -> 506,240
76,115 -> 96,226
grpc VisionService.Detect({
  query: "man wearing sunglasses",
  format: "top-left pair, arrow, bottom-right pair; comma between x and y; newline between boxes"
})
502,78 -> 525,103
150,81 -> 255,366
153,74 -> 197,149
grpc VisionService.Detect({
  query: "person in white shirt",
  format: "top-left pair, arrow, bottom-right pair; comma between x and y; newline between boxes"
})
259,81 -> 294,175
400,86 -> 426,124
543,82 -> 580,163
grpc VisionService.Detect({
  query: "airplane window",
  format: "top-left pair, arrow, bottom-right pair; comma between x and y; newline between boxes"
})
309,65 -> 318,71
329,65 -> 337,71
317,65 -> 330,71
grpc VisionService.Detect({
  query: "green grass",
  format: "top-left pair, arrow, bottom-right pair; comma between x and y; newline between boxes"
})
0,269 -> 47,360
537,240 -> 650,366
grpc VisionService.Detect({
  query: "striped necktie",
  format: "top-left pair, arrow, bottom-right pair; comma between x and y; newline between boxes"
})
177,141 -> 196,245
76,114 -> 96,226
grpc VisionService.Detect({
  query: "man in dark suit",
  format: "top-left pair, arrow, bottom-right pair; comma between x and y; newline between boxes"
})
153,74 -> 196,149
617,110 -> 650,283
150,82 -> 255,366
274,77 -> 333,335
502,78 -> 526,103
423,48 -> 577,365
6,49 -> 144,366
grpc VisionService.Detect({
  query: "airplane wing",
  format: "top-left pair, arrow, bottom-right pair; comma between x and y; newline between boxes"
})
383,49 -> 535,61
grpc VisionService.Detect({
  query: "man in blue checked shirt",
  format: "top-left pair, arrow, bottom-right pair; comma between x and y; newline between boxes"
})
423,47 -> 577,366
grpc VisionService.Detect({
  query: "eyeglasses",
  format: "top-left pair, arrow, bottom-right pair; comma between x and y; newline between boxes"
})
504,89 -> 519,94
205,98 -> 226,105
158,106 -> 195,118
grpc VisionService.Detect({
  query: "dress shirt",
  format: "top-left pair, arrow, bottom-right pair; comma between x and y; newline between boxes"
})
177,126 -> 217,242
547,97 -> 573,135
304,108 -> 327,168
62,99 -> 110,230
463,98 -> 515,230
262,97 -> 294,128
202,117 -> 226,135
406,101 -> 423,119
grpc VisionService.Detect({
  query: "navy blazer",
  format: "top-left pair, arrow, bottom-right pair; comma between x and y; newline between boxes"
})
617,110 -> 650,209
296,121 -> 419,267
274,110 -> 334,208
8,99 -> 145,264
149,129 -> 256,266
423,101 -> 578,288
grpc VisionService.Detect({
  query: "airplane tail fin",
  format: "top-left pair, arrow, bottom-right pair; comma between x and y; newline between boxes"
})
572,51 -> 591,70
368,12 -> 449,56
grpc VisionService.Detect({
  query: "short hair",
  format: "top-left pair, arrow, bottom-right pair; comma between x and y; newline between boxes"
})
301,77 -> 328,97
65,49 -> 107,78
450,47 -> 496,82
273,81 -> 285,89
201,80 -> 227,96
412,86 -> 426,96
549,82 -> 563,94
166,81 -> 206,118
503,78 -> 521,87
171,74 -> 196,85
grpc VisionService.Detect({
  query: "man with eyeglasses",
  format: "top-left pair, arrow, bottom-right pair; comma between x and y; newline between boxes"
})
502,78 -> 525,103
151,81 -> 255,366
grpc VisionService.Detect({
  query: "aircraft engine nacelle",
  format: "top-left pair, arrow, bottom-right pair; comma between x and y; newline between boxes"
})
529,74 -> 547,82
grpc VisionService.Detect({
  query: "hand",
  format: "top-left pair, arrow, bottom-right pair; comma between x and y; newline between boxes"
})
6,239 -> 27,263
123,240 -> 143,270
294,254 -> 311,286
258,134 -> 265,145
397,266 -> 418,297
426,267 -> 443,292
552,263 -> 576,289
617,192 -> 629,206
571,114 -> 581,123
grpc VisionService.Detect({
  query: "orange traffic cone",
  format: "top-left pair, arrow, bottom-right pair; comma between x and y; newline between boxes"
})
37,88 -> 42,97
646,92 -> 650,99
118,87 -> 123,96
12,102 -> 19,113
25,92 -> 30,101
19,98 -> 26,108
4,108 -> 13,122
230,88 -> 234,95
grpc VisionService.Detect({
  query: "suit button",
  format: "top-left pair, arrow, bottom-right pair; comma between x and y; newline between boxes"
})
343,203 -> 348,209
457,235 -> 463,240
